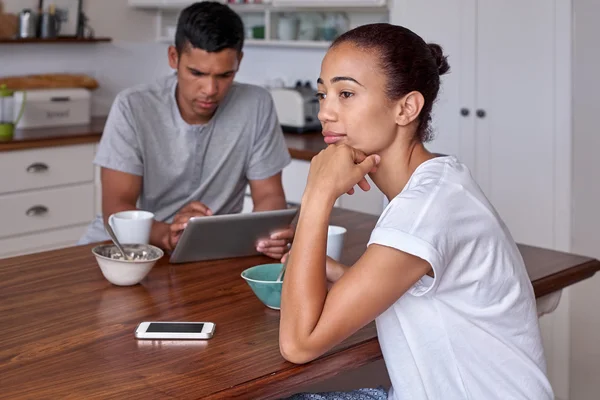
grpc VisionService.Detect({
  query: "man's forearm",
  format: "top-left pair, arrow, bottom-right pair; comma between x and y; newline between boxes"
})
326,257 -> 349,283
253,194 -> 288,212
150,221 -> 170,250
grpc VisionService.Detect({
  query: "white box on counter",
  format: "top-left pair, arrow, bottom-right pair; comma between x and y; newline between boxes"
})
14,88 -> 91,129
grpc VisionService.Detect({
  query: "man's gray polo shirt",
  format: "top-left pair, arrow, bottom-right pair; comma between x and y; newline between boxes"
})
79,74 -> 291,244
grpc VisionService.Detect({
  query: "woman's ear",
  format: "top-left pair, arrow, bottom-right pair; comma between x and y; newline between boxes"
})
395,91 -> 425,127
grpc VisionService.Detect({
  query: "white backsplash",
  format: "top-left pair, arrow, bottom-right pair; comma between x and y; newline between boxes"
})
0,42 -> 327,116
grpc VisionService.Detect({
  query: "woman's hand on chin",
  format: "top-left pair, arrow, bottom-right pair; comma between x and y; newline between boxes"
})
303,144 -> 380,204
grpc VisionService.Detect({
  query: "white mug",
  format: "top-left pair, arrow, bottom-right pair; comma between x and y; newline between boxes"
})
108,210 -> 154,245
278,15 -> 298,41
327,225 -> 347,262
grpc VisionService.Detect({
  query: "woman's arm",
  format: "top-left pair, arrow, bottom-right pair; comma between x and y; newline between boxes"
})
279,195 -> 431,364
279,145 -> 432,364
282,254 -> 348,284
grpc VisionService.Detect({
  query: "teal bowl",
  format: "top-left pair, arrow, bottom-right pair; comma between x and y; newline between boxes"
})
241,263 -> 284,310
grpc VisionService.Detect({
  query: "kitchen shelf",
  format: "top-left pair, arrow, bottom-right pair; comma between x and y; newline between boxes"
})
246,39 -> 331,48
135,0 -> 388,49
129,1 -> 387,12
0,37 -> 112,44
157,36 -> 331,49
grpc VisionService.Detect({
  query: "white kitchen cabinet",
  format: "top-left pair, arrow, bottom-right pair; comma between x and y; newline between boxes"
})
390,0 -> 569,251
0,225 -> 91,259
391,2 -> 573,398
0,144 -> 97,259
282,159 -> 382,216
0,184 -> 94,238
94,143 -> 102,216
0,145 -> 95,194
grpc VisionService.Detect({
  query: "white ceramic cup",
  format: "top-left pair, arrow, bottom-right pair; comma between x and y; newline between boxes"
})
278,16 -> 298,41
108,210 -> 154,245
327,225 -> 347,262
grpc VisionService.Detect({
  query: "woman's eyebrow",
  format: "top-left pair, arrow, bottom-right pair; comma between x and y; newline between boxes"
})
317,76 -> 364,87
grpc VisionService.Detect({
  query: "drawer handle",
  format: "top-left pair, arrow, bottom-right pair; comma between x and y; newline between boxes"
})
26,163 -> 49,173
26,205 -> 49,217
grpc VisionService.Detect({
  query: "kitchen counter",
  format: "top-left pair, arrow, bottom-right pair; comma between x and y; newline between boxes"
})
0,117 -> 326,161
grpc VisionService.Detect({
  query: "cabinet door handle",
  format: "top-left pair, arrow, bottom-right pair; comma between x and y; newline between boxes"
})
476,109 -> 486,118
460,108 -> 470,117
50,96 -> 71,102
26,205 -> 49,217
26,162 -> 49,173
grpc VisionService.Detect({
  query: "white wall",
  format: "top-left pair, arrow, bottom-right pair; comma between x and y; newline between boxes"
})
570,1 -> 600,399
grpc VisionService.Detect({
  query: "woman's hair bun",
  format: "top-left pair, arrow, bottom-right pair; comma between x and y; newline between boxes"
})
428,43 -> 450,75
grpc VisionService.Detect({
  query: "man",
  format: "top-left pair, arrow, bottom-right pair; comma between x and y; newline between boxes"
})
79,1 -> 293,259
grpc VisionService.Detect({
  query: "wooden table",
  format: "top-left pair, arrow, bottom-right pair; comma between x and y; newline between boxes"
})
1,208 -> 599,399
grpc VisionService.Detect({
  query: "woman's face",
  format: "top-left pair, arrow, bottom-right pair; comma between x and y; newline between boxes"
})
317,42 -> 399,155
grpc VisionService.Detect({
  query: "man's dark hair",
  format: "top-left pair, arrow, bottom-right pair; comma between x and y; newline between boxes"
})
175,1 -> 245,54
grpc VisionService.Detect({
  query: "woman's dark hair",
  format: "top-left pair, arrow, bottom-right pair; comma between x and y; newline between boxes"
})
175,1 -> 244,54
332,23 -> 450,142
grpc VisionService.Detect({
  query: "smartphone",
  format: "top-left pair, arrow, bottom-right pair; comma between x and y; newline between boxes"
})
134,321 -> 216,340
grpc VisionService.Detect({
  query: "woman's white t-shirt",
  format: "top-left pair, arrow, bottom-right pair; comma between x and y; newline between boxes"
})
368,156 -> 553,400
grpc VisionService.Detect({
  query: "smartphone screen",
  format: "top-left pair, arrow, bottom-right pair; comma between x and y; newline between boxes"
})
147,323 -> 205,333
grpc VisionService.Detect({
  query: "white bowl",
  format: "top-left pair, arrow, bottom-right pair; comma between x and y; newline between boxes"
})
92,244 -> 164,286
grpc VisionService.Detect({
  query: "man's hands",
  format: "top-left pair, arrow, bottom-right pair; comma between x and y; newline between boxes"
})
160,201 -> 213,251
160,201 -> 294,258
256,225 -> 295,259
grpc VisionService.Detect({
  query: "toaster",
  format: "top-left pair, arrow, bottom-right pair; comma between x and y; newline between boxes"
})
270,82 -> 321,133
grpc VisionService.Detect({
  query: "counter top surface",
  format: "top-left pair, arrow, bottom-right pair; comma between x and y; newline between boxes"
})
0,117 -> 326,161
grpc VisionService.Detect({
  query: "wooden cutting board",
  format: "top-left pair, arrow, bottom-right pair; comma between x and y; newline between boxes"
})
0,74 -> 100,91
0,12 -> 18,39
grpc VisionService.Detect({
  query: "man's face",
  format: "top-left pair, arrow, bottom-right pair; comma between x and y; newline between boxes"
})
168,45 -> 242,124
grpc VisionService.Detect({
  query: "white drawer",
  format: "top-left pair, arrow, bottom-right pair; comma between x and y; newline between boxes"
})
0,224 -> 88,259
0,144 -> 95,195
0,183 -> 95,238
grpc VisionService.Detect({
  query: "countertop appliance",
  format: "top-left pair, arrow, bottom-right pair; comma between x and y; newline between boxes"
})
270,81 -> 321,133
14,88 -> 91,129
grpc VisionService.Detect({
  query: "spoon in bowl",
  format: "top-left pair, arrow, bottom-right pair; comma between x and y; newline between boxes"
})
276,252 -> 290,282
104,222 -> 132,261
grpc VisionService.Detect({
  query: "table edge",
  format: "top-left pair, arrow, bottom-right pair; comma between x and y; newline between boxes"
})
206,338 -> 382,400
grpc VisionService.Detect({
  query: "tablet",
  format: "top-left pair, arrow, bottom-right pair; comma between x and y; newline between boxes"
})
169,208 -> 299,264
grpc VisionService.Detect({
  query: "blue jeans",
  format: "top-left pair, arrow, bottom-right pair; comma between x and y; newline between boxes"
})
285,387 -> 388,400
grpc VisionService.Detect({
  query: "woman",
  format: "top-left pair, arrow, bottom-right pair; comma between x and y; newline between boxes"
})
280,23 -> 554,400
